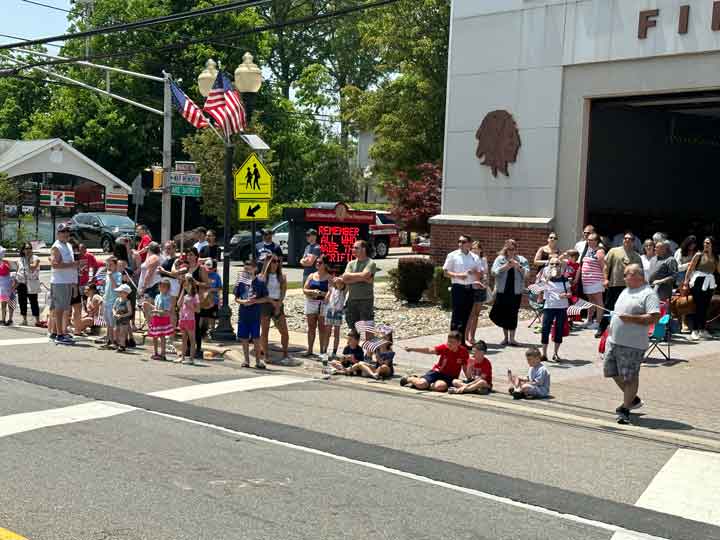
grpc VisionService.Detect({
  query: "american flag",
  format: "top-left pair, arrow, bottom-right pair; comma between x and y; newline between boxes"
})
170,80 -> 209,129
527,283 -> 545,295
362,338 -> 390,354
236,272 -> 253,286
355,320 -> 376,334
567,299 -> 594,317
203,72 -> 246,136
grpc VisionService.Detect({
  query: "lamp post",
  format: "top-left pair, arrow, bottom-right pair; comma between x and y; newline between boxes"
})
198,55 -> 263,342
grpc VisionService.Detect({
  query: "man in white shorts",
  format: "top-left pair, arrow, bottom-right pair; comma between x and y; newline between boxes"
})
50,223 -> 80,344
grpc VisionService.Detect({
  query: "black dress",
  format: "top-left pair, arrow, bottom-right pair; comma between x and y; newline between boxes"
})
490,268 -> 522,330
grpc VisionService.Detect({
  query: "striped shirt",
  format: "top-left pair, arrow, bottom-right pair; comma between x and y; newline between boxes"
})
581,248 -> 605,286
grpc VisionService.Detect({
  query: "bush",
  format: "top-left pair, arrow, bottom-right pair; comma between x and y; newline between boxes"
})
427,266 -> 452,310
388,256 -> 434,304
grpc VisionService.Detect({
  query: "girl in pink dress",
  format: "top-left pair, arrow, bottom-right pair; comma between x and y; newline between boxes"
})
177,276 -> 199,364
0,247 -> 14,325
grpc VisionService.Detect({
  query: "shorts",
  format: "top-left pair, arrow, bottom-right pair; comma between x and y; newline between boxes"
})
473,288 -> 488,304
114,316 -> 132,328
237,319 -> 261,340
50,283 -> 74,311
71,286 -> 82,306
464,377 -> 492,390
604,342 -> 644,382
179,319 -> 195,332
345,299 -> 374,330
103,303 -> 114,327
199,306 -> 218,319
582,281 -> 604,295
144,283 -> 160,301
523,384 -> 548,398
372,361 -> 394,379
421,370 -> 455,388
305,299 -> 323,316
323,307 -> 345,327
261,302 -> 283,320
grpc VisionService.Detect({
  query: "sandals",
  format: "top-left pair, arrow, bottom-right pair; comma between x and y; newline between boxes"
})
241,361 -> 251,368
552,353 -> 562,362
151,354 -> 162,361
255,360 -> 267,370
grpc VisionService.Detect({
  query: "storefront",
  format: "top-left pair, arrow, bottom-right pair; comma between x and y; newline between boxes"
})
432,0 -> 720,260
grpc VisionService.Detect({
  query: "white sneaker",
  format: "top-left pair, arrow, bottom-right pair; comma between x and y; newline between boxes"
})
690,330 -> 700,341
279,356 -> 303,367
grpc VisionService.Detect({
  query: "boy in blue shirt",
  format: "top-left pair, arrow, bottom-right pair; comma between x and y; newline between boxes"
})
234,259 -> 269,369
507,346 -> 550,399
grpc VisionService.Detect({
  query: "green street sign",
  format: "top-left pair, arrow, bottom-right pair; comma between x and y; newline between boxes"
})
171,184 -> 201,197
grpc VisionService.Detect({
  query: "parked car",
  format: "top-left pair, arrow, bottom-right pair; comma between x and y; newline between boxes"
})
412,234 -> 431,255
68,212 -> 136,252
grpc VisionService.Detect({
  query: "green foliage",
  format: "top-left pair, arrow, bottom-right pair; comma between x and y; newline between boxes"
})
426,266 -> 452,310
344,0 -> 451,186
388,256 -> 435,304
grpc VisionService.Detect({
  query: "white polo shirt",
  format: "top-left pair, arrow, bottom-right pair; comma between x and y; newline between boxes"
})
443,249 -> 480,286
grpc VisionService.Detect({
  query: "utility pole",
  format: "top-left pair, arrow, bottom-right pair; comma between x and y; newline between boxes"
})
162,72 -> 173,243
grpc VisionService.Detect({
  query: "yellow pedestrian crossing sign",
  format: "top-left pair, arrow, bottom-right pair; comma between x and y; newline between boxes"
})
234,153 -> 273,200
238,201 -> 269,221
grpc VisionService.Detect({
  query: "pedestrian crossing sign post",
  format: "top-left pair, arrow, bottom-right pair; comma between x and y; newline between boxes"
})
238,201 -> 269,221
234,153 -> 273,200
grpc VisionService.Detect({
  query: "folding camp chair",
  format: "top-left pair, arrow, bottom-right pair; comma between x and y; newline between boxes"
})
526,288 -> 544,328
646,314 -> 671,360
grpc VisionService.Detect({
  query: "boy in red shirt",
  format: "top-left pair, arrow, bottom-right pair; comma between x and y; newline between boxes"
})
448,340 -> 492,395
401,331 -> 469,392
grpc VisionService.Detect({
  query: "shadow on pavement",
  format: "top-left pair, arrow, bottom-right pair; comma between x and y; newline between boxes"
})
633,415 -> 694,431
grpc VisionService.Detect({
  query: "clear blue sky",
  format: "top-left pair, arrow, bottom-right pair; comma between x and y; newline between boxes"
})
1,0 -> 72,46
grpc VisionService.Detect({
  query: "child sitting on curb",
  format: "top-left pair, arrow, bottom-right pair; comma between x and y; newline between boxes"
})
400,331 -> 469,392
449,340 -> 492,395
351,333 -> 395,380
329,329 -> 364,375
507,346 -> 551,399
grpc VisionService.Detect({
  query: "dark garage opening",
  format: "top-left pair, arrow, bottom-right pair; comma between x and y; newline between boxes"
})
586,92 -> 720,245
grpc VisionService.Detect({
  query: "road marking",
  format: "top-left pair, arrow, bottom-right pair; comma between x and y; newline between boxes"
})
0,376 -> 311,439
0,401 -> 135,439
147,409 -> 668,540
149,375 -> 311,401
0,338 -> 49,347
0,528 -> 28,540
612,449 -> 720,539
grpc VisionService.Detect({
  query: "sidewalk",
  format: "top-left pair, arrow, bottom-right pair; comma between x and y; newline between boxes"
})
217,321 -> 720,444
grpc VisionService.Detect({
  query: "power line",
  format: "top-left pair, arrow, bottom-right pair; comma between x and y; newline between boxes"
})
0,33 -> 63,48
21,0 -> 71,13
0,0 -> 272,51
8,0 -> 400,72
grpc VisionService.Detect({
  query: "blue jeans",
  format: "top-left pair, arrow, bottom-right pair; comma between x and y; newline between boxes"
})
541,308 -> 567,345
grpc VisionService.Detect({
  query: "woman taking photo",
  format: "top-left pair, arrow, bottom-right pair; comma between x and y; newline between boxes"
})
539,257 -> 571,361
490,239 -> 529,346
14,242 -> 41,326
578,233 -> 605,329
258,254 -> 296,365
675,235 -> 698,285
533,232 -> 561,270
466,240 -> 488,344
684,237 -> 720,341
183,247 -> 209,359
303,254 -> 331,357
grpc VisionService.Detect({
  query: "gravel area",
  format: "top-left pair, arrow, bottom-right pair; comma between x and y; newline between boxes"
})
281,285 -> 535,340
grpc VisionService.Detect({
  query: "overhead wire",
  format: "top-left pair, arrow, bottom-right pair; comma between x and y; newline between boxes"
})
0,0 -> 273,50
7,0 -> 400,72
20,0 -> 70,13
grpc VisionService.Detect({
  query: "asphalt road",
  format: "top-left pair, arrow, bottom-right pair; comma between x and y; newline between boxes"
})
1,324 -> 719,540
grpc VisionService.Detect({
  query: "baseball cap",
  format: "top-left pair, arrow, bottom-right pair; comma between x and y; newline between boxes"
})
261,228 -> 272,236
114,284 -> 132,294
306,228 -> 318,236
56,223 -> 70,233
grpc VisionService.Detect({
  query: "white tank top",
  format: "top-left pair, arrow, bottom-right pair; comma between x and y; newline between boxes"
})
140,258 -> 161,289
50,240 -> 77,285
266,274 -> 282,300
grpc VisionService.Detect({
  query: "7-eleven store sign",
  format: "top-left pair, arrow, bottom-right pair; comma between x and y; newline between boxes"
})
40,190 -> 75,208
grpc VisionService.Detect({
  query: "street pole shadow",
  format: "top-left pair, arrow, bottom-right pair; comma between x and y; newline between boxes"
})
632,415 -> 694,431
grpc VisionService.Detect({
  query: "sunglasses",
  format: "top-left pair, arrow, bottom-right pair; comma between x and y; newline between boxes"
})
549,236 -> 558,240
549,263 -> 560,266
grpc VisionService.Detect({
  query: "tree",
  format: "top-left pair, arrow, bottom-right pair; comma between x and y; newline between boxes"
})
0,173 -> 19,243
344,0 -> 450,186
385,162 -> 441,233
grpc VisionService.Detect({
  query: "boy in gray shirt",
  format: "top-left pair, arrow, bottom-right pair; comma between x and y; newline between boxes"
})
507,347 -> 550,399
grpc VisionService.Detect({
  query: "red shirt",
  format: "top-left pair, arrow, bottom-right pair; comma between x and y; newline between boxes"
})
137,234 -> 152,262
431,344 -> 469,379
79,252 -> 100,286
465,356 -> 492,385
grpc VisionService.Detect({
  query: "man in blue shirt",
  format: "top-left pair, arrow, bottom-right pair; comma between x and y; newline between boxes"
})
300,228 -> 322,283
234,259 -> 269,369
255,229 -> 283,261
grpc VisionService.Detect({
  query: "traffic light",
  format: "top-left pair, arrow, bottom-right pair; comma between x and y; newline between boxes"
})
152,166 -> 164,191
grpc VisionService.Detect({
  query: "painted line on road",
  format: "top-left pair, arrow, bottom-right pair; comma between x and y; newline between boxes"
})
148,408 -> 668,540
0,376 -> 311,439
149,375 -> 311,401
0,401 -> 135,439
0,528 -> 28,540
612,449 -> 720,539
0,338 -> 49,347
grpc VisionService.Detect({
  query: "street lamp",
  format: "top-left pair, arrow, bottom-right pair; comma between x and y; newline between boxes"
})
198,54 -> 263,342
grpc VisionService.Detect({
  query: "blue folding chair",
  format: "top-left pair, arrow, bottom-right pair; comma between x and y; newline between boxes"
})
646,314 -> 671,360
